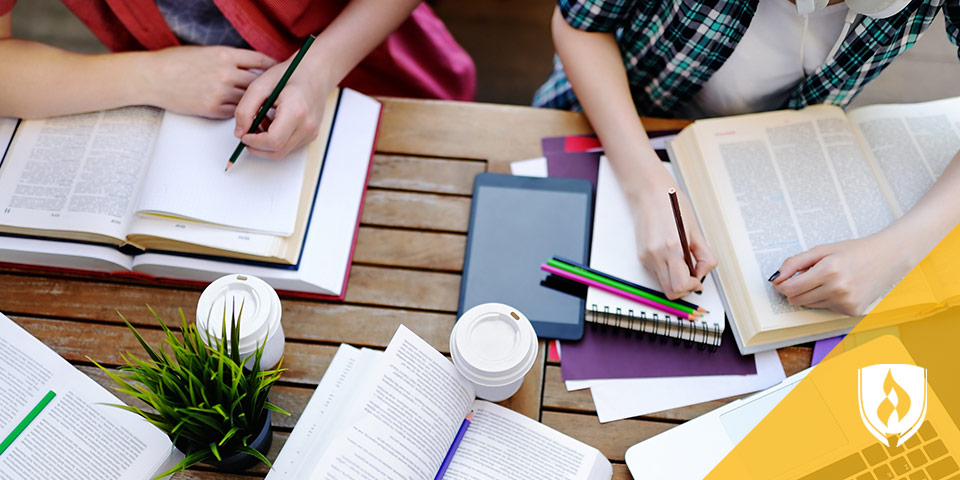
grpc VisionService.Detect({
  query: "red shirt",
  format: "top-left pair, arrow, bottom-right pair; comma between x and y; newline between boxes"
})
0,0 -> 475,100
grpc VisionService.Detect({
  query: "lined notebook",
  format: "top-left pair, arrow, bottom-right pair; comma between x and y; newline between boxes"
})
588,156 -> 725,347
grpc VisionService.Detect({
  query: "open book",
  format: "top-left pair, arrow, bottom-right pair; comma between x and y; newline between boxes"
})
267,325 -> 612,480
0,312 -> 182,478
0,90 -> 341,265
0,89 -> 381,299
670,97 -> 960,353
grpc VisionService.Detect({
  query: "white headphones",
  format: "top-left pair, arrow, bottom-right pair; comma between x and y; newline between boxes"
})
796,0 -> 913,18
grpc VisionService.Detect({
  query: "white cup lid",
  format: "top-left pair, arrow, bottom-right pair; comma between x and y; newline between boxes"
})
196,274 -> 281,350
451,303 -> 538,386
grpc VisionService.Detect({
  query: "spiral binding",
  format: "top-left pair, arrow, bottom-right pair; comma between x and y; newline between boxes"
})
589,304 -> 721,351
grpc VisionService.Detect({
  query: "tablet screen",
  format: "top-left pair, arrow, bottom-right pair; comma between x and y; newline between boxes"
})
459,176 -> 591,339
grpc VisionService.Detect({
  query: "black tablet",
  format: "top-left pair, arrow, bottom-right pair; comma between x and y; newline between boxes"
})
458,173 -> 592,340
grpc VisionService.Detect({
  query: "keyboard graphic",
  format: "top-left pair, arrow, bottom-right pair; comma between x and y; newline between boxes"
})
800,421 -> 958,480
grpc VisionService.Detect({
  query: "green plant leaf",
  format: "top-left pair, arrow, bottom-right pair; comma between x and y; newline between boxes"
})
237,445 -> 272,469
117,310 -> 162,363
151,449 -> 211,480
209,442 -> 222,462
264,402 -> 291,416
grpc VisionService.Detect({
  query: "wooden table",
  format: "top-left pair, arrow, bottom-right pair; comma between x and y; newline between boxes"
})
0,98 -> 814,479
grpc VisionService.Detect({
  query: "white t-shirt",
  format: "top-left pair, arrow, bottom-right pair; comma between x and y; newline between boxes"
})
682,0 -> 849,118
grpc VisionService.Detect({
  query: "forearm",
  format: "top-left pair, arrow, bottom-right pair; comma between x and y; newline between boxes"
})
550,8 -> 664,199
884,151 -> 960,266
298,0 -> 421,88
0,39 -> 154,118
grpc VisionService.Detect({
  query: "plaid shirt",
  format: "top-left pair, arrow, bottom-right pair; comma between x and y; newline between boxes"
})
533,0 -> 960,116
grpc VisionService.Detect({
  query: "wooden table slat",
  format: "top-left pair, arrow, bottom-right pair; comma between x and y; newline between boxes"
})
361,189 -> 471,233
343,264 -> 461,312
0,277 -> 459,351
541,411 -> 674,463
369,154 -> 485,196
353,226 -> 465,272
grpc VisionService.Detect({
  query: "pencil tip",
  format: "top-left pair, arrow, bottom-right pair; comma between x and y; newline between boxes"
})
225,162 -> 232,172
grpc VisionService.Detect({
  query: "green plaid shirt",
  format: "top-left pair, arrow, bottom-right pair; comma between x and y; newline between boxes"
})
533,0 -> 960,116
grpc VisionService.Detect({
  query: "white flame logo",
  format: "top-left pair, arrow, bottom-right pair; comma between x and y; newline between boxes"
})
859,364 -> 927,447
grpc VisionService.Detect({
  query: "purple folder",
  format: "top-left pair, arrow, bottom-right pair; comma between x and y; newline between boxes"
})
560,324 -> 757,381
811,336 -> 844,365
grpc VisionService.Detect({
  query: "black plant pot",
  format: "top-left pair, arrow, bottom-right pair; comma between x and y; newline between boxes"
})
209,410 -> 273,473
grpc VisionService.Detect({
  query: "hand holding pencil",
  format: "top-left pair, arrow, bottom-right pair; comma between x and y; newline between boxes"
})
230,35 -> 322,167
623,165 -> 718,299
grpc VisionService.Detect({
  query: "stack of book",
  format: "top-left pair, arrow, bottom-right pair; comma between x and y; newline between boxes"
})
0,88 -> 382,299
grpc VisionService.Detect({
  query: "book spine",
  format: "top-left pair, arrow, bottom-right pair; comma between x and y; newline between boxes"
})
587,304 -> 721,350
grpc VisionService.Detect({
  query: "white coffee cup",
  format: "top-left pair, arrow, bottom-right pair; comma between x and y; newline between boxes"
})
196,274 -> 284,370
450,303 -> 538,402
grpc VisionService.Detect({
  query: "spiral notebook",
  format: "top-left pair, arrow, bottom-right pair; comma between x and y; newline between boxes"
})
588,156 -> 726,347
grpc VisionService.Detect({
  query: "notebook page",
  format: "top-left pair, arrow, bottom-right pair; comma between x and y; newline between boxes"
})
136,112 -> 307,236
588,156 -> 724,339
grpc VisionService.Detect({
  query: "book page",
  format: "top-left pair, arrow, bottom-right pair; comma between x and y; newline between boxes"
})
309,325 -> 475,479
849,97 -> 960,214
849,98 -> 960,305
135,112 -> 308,236
689,107 -> 927,330
0,313 -> 178,479
0,108 -> 162,241
267,344 -> 382,479
444,400 -> 612,480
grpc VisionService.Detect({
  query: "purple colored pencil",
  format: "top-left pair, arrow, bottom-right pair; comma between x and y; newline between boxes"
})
435,411 -> 473,479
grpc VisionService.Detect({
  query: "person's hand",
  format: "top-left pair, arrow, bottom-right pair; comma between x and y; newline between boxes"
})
770,231 -> 910,316
143,46 -> 276,119
233,53 -> 333,160
629,164 -> 718,299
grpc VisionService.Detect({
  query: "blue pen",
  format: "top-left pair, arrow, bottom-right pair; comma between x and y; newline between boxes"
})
435,411 -> 473,479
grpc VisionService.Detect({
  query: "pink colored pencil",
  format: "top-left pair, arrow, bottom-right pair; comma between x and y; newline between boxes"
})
540,264 -> 695,321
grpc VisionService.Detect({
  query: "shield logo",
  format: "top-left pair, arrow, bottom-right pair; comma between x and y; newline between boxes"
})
858,364 -> 927,447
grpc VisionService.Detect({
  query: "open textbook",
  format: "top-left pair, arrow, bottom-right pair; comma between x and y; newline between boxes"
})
670,96 -> 960,353
0,89 -> 381,299
267,325 -> 612,480
0,312 -> 182,479
0,89 -> 341,265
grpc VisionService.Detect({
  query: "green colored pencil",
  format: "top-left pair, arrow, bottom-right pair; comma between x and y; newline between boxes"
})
546,258 -> 701,316
226,34 -> 316,171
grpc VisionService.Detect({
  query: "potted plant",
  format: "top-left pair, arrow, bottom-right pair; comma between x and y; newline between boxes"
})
92,305 -> 288,478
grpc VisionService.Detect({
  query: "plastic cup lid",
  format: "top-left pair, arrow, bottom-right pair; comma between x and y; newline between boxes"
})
196,274 -> 281,350
451,303 -> 538,386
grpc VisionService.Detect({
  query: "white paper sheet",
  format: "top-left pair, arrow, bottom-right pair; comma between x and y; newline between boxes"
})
136,112 -> 307,236
508,157 -> 548,177
570,349 -> 785,423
